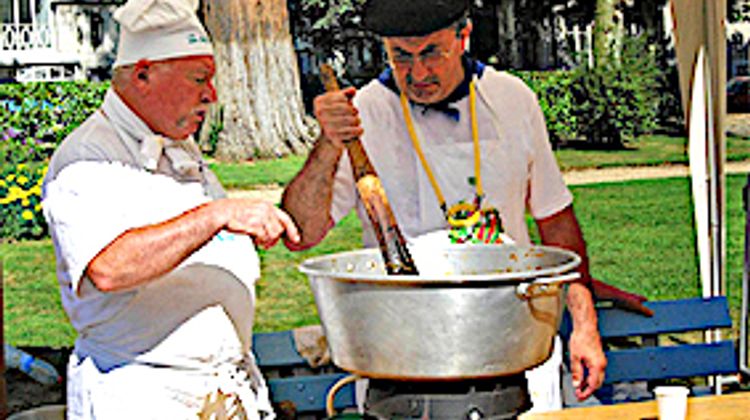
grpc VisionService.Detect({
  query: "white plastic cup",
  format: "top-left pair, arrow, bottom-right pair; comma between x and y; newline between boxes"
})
654,386 -> 689,420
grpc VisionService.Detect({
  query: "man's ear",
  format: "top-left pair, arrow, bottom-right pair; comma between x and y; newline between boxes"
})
463,19 -> 473,36
458,18 -> 472,51
132,59 -> 152,85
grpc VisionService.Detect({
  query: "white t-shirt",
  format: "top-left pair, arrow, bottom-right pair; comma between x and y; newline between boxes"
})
330,67 -> 572,247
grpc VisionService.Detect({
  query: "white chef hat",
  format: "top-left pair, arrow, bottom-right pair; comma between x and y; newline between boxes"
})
113,0 -> 214,67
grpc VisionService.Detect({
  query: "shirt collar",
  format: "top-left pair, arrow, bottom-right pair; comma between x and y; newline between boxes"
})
101,89 -> 203,176
101,88 -> 155,144
378,56 -> 486,121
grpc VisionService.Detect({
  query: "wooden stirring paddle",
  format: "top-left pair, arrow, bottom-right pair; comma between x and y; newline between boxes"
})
319,64 -> 418,275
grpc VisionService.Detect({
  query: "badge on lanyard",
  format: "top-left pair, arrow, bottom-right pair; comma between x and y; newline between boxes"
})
445,187 -> 505,244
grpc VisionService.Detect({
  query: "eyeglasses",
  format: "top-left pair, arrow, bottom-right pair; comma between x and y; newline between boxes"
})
389,44 -> 454,69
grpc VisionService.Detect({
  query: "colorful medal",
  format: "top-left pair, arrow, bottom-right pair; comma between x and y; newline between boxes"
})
447,203 -> 505,244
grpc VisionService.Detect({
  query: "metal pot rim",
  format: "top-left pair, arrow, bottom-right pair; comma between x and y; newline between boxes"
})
298,243 -> 581,286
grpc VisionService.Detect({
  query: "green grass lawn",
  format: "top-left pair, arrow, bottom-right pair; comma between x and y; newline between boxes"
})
556,134 -> 750,170
2,174 -> 747,347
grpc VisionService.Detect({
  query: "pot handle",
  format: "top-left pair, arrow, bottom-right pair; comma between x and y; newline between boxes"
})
516,272 -> 581,299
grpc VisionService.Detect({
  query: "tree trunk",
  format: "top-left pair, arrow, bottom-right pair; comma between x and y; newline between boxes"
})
593,0 -> 616,67
202,0 -> 318,161
497,0 -> 521,68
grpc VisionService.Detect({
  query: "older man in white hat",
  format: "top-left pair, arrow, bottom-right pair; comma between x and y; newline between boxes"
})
42,1 -> 298,418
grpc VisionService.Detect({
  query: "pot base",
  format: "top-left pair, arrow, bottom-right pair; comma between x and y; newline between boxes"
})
336,352 -> 550,382
366,375 -> 531,420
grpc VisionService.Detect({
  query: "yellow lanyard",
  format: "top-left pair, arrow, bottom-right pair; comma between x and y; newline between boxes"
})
400,80 -> 483,221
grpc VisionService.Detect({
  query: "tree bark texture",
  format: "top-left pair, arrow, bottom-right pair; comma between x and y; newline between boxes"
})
202,0 -> 318,161
593,0 -> 616,67
497,0 -> 521,68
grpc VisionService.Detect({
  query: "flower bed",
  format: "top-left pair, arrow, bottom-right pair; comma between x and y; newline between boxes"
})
1,81 -> 108,241
1,163 -> 48,240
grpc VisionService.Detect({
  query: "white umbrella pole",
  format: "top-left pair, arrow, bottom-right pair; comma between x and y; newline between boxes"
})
688,47 -> 713,301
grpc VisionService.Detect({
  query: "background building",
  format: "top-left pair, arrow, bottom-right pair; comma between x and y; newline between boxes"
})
0,0 -> 121,83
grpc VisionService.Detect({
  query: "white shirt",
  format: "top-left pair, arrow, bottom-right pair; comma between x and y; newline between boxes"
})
42,90 -> 272,419
330,67 -> 572,248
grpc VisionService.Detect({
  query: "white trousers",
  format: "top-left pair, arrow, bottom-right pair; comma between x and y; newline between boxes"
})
524,335 -> 563,413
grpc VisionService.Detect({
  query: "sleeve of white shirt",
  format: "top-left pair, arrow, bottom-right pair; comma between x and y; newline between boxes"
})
42,161 -> 212,293
329,151 -> 359,224
525,92 -> 573,220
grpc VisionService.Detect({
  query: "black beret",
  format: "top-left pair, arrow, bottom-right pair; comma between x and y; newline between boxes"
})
362,0 -> 469,37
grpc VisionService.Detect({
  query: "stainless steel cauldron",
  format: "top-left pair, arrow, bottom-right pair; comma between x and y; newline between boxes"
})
299,243 -> 581,380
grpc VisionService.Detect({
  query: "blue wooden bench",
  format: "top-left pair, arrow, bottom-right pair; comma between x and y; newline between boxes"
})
253,330 -> 356,419
560,296 -> 738,404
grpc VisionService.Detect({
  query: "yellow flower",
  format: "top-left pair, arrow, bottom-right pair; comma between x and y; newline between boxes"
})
16,163 -> 26,170
8,186 -> 23,200
21,209 -> 34,220
18,175 -> 29,184
30,185 -> 41,195
35,203 -> 42,211
21,198 -> 30,206
6,174 -> 15,182
0,180 -> 6,187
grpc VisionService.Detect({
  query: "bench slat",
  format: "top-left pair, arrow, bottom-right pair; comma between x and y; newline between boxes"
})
603,341 -> 738,384
253,330 -> 307,368
598,297 -> 732,338
559,297 -> 732,339
267,373 -> 356,414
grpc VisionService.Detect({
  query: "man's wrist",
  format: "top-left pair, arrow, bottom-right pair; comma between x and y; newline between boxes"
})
307,135 -> 344,180
567,282 -> 599,330
203,200 -> 227,232
318,134 -> 344,155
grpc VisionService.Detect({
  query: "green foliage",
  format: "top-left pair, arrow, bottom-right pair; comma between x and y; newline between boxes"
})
301,0 -> 365,30
1,81 -> 109,164
568,36 -> 662,147
202,111 -> 224,157
513,70 -> 577,144
513,63 -> 681,146
0,163 -> 48,240
654,63 -> 684,132
1,81 -> 107,241
729,0 -> 750,23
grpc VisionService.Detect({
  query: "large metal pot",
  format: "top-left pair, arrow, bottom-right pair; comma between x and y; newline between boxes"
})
299,243 -> 580,380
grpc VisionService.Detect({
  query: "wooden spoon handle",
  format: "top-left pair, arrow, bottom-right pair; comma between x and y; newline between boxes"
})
317,64 -> 418,275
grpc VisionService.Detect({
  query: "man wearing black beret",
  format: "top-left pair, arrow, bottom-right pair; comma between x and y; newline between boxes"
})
283,0 -> 644,416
